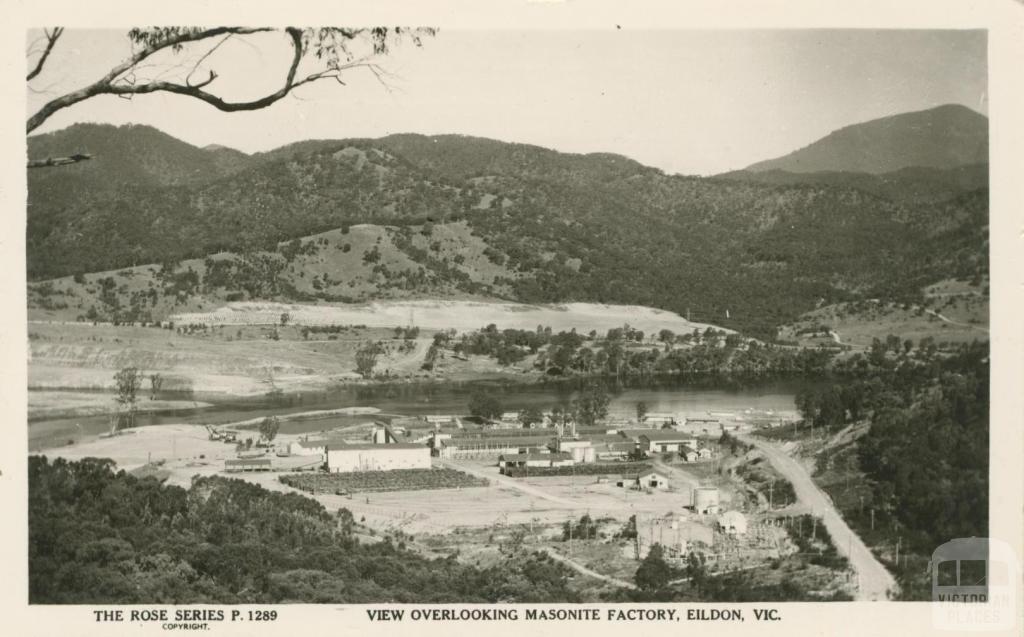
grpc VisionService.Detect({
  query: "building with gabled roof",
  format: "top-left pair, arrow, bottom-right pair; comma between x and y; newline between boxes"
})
680,447 -> 699,462
635,430 -> 698,455
616,468 -> 670,490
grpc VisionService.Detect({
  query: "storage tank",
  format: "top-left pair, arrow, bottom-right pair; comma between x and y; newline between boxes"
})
692,487 -> 720,514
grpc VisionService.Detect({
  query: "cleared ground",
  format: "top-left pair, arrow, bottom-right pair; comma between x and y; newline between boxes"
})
36,424 -> 235,475
170,299 -> 720,335
27,322 -> 437,407
778,293 -> 988,350
28,299 -> 723,416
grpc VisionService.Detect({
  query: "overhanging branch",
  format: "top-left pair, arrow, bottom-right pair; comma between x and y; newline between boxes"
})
26,26 -> 275,133
27,27 -> 63,82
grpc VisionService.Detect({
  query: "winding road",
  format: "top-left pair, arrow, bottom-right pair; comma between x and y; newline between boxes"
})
542,547 -> 637,589
737,434 -> 897,601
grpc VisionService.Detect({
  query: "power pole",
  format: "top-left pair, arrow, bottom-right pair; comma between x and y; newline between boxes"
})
568,515 -> 574,557
895,536 -> 901,567
769,480 -> 774,510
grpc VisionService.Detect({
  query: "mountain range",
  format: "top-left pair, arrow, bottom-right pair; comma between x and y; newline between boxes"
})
26,104 -> 988,339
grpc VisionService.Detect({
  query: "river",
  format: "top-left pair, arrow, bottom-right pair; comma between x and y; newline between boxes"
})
29,376 -> 808,451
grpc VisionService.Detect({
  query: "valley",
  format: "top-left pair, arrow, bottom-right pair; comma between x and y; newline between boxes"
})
26,101 -> 991,605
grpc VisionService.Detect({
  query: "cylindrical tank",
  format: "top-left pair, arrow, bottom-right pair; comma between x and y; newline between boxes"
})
692,487 -> 720,513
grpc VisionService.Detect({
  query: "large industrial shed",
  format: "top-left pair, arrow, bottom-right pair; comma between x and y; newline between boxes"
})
326,443 -> 430,473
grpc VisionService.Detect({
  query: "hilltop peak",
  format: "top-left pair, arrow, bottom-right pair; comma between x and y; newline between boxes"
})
746,103 -> 988,174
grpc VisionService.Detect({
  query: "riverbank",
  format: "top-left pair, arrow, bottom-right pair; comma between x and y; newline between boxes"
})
30,373 -> 802,455
27,318 -> 555,415
28,390 -> 212,421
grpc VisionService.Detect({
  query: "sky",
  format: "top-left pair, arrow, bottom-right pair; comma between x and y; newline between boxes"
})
26,29 -> 987,176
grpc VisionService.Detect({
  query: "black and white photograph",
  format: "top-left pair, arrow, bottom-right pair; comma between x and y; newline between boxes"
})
10,3 -> 1024,633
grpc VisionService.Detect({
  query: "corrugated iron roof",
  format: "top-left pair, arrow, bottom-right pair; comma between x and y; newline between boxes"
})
499,452 -> 572,462
640,431 -> 694,442
328,443 -> 427,451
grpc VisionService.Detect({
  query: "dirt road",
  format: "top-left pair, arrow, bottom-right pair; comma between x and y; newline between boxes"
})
737,434 -> 897,601
924,308 -> 990,333
435,459 -> 582,508
649,459 -> 700,493
541,547 -> 637,589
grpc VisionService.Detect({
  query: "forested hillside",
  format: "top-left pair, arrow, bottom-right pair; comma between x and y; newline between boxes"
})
28,115 -> 988,338
785,339 -> 989,599
29,456 -> 577,603
718,164 -> 988,205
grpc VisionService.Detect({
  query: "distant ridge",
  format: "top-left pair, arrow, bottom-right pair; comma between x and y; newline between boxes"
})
745,104 -> 988,174
26,113 -> 988,338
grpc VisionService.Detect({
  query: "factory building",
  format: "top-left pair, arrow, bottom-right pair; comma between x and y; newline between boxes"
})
435,434 -> 554,459
326,443 -> 430,473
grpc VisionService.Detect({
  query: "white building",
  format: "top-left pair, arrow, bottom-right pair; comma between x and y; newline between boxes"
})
424,415 -> 462,428
556,438 -> 596,463
639,431 -> 695,455
642,412 -> 678,427
370,423 -> 401,444
289,438 -> 344,456
616,469 -> 670,490
692,486 -> 721,514
717,510 -> 748,536
498,451 -> 573,472
326,443 -> 430,473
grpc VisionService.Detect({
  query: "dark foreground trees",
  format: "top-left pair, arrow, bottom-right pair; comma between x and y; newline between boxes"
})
29,456 -> 576,603
634,543 -> 674,591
